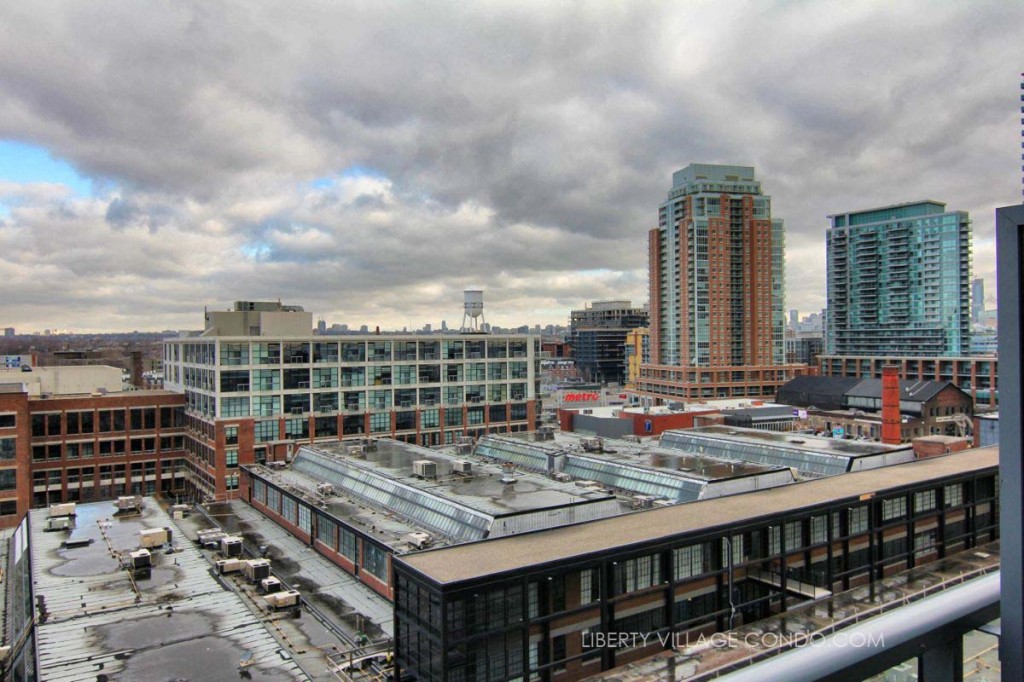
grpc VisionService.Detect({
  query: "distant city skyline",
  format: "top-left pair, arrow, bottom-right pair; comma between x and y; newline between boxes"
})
0,3 -> 1019,332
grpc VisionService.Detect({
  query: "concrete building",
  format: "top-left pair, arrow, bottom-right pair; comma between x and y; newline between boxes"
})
163,301 -> 541,502
826,201 -> 972,357
639,164 -> 805,401
623,327 -> 648,389
819,354 -> 998,408
393,447 -> 997,681
0,365 -> 186,528
569,301 -> 647,385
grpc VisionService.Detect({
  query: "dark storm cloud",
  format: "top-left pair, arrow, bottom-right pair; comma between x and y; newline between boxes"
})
0,0 -> 1020,330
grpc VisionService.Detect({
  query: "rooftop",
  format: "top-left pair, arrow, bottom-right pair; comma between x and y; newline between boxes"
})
29,499 -> 308,681
396,446 -> 997,585
659,425 -> 914,477
257,438 -> 626,547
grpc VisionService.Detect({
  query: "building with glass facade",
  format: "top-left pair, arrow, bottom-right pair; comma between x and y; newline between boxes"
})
569,301 -> 648,385
163,302 -> 540,501
638,164 -> 804,402
825,201 -> 971,357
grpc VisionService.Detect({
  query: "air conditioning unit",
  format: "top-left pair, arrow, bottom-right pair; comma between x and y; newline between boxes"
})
220,536 -> 244,558
129,548 -> 152,570
139,527 -> 172,549
115,496 -> 142,512
48,502 -> 77,518
632,495 -> 656,509
267,460 -> 287,470
45,516 -> 72,532
553,472 -> 573,482
412,460 -> 438,479
455,443 -> 472,455
260,576 -> 282,594
575,480 -> 600,488
264,589 -> 301,611
452,460 -> 473,475
347,445 -> 365,457
244,559 -> 272,583
197,529 -> 227,549
405,532 -> 433,549
316,483 -> 334,496
653,500 -> 674,508
216,558 -> 244,574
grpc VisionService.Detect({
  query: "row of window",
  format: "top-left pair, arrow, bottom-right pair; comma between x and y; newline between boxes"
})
30,407 -> 184,438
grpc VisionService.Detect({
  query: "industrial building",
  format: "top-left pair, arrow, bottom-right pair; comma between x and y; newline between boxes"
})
2,498 -> 314,680
557,398 -> 796,438
163,300 -> 541,502
239,438 -> 628,599
392,447 -> 998,681
0,364 -> 187,528
777,375 -> 974,441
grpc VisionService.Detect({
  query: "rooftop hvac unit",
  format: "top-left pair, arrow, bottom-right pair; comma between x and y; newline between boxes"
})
197,529 -> 227,549
220,536 -> 244,558
652,500 -> 674,508
139,527 -> 172,549
405,532 -> 434,549
267,460 -> 287,470
580,438 -> 603,453
632,495 -> 656,509
45,516 -> 72,532
316,483 -> 334,496
48,502 -> 76,518
455,443 -> 472,455
347,445 -> 365,457
553,472 -> 573,482
260,576 -> 282,594
244,559 -> 272,583
452,460 -> 473,475
216,558 -> 244,574
264,589 -> 301,611
575,480 -> 600,488
457,435 -> 474,446
500,462 -> 517,485
170,504 -> 191,518
412,460 -> 438,479
129,548 -> 152,570
116,496 -> 142,512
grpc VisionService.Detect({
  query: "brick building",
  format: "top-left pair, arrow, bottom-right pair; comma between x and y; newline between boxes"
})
0,365 -> 186,528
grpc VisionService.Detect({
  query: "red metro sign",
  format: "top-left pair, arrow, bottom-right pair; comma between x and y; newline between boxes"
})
563,392 -> 601,403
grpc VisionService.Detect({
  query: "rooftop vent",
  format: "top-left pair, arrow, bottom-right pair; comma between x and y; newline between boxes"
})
413,460 -> 438,479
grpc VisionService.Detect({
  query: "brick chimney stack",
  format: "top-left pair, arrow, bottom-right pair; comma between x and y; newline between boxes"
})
881,365 -> 902,445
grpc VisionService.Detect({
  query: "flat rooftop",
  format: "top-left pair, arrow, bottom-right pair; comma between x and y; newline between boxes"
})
30,499 -> 308,681
475,433 -> 796,503
398,446 -> 997,585
660,426 -> 915,477
257,438 -> 627,547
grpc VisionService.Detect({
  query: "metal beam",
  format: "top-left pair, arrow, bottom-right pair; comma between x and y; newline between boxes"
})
716,572 -> 999,682
997,203 -> 1024,679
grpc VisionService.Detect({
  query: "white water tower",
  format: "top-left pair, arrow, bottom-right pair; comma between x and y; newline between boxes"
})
461,289 -> 486,333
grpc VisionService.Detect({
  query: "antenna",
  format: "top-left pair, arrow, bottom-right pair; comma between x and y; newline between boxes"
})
461,289 -> 486,333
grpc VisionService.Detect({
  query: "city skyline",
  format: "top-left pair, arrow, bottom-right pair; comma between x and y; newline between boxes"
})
0,2 -> 1021,332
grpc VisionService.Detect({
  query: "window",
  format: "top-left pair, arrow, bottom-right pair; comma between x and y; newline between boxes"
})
226,474 -> 239,490
613,553 -> 662,594
0,469 -> 15,491
221,397 -> 249,417
224,426 -> 238,445
810,515 -> 828,544
849,506 -> 869,534
944,483 -> 963,508
674,543 -> 708,579
363,542 -> 388,580
225,449 -> 238,468
0,414 -> 16,428
882,497 -> 907,521
370,413 -> 390,434
580,568 -> 599,605
914,490 -> 936,514
298,504 -> 312,534
0,438 -> 15,461
254,420 -> 278,443
0,500 -> 17,516
784,521 -> 802,551
339,525 -> 357,560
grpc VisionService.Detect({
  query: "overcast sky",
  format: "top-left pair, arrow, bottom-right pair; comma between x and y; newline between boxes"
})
0,1 -> 1021,333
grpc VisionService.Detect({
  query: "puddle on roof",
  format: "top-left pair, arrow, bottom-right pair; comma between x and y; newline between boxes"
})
118,634 -> 285,680
51,548 -> 119,577
100,611 -> 214,650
